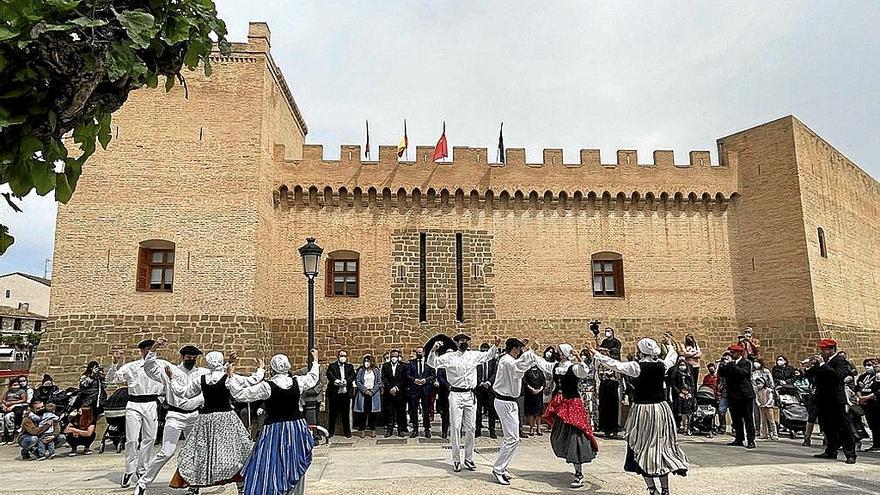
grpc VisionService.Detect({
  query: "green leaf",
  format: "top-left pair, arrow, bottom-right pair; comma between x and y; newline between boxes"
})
162,16 -> 193,45
30,163 -> 56,196
0,25 -> 18,42
69,17 -> 109,28
97,111 -> 112,149
46,0 -> 81,12
146,72 -> 158,88
164,74 -> 175,91
0,225 -> 14,255
106,41 -> 147,81
55,172 -> 73,203
114,9 -> 158,49
0,108 -> 26,128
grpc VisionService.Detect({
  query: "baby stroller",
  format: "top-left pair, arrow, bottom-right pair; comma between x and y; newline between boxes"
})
100,387 -> 129,453
776,383 -> 808,438
692,385 -> 718,437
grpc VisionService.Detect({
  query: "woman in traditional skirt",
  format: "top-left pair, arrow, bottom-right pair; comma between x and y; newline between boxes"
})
228,350 -> 319,495
542,344 -> 600,489
167,349 -> 260,493
589,337 -> 689,495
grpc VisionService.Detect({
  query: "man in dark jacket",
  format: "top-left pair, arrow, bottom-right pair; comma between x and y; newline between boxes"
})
382,348 -> 409,437
325,349 -> 356,438
718,343 -> 756,449
435,368 -> 451,438
407,348 -> 434,438
475,342 -> 498,438
857,357 -> 880,452
806,338 -> 857,463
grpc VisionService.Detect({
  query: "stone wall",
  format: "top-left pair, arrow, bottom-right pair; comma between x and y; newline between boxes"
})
0,317 -> 38,333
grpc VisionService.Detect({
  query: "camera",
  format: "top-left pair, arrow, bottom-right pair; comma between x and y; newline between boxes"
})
589,320 -> 601,337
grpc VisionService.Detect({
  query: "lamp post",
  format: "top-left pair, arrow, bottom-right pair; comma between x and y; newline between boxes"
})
298,237 -> 324,365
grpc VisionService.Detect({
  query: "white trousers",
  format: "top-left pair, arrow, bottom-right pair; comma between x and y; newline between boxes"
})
493,398 -> 521,473
137,410 -> 198,487
448,391 -> 476,463
124,401 -> 158,475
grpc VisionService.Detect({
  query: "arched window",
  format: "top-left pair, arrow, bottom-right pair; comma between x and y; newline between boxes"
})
325,250 -> 360,297
591,252 -> 624,297
137,240 -> 175,292
818,227 -> 827,258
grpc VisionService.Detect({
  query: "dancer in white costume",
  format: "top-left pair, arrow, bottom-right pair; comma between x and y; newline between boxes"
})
427,334 -> 499,472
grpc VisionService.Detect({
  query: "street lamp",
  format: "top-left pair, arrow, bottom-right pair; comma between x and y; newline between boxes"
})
298,237 -> 323,365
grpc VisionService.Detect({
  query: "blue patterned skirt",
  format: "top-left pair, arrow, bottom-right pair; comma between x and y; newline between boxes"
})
242,418 -> 315,495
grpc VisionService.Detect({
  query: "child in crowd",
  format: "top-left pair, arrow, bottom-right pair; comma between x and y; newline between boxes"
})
755,378 -> 778,440
36,403 -> 62,456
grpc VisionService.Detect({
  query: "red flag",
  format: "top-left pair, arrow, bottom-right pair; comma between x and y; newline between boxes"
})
432,122 -> 448,161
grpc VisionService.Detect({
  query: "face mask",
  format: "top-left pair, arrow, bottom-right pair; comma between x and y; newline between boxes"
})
757,384 -> 764,389
545,351 -> 553,359
777,360 -> 785,366
19,381 -> 27,387
33,408 -> 45,415
480,347 -> 489,353
580,354 -> 588,360
416,353 -> 423,360
458,342 -> 469,352
390,357 -> 399,364
182,360 -> 196,370
867,366 -> 876,374
605,331 -> 613,338
707,368 -> 715,374
339,356 -> 348,364
364,361 -> 371,367
678,366 -> 687,371
754,364 -> 762,370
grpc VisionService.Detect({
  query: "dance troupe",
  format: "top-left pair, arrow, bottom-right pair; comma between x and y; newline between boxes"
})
107,332 -> 689,495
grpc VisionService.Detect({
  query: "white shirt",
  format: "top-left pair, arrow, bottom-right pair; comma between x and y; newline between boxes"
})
593,345 -> 678,378
492,350 -> 554,397
553,361 -> 590,379
143,351 -> 204,411
107,357 -> 167,396
427,346 -> 498,389
363,368 -> 376,390
227,362 -> 320,404
170,365 -> 266,400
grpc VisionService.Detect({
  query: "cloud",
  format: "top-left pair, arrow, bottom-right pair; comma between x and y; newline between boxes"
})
1,0 -> 877,275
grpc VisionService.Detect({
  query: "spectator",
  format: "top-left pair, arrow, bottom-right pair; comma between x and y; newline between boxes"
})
793,367 -> 818,446
600,328 -> 622,360
64,406 -> 98,456
18,399 -> 65,460
33,375 -> 58,404
751,359 -> 775,429
407,347 -> 434,438
354,354 -> 382,438
2,378 -> 27,444
522,365 -> 545,436
296,361 -> 327,428
540,346 -> 559,434
856,358 -> 880,451
326,349 -> 356,438
771,355 -> 797,384
718,344 -> 756,448
381,348 -> 409,437
740,328 -> 761,361
681,334 -> 702,386
597,367 -> 621,437
755,378 -> 778,440
17,375 -> 33,403
76,361 -> 107,413
806,338 -> 857,463
670,358 -> 695,434
475,342 -> 498,438
434,368 -> 451,438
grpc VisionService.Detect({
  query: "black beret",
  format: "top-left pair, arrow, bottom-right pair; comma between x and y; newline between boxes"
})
179,345 -> 202,356
452,333 -> 471,342
504,338 -> 525,351
137,339 -> 156,350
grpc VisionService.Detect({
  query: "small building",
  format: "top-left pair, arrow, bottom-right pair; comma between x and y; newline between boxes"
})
0,305 -> 46,375
0,272 -> 51,317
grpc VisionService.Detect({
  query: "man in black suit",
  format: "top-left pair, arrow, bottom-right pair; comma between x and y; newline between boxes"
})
718,343 -> 756,449
407,347 -> 434,438
475,342 -> 498,438
806,338 -> 857,463
434,368 -> 451,438
325,349 -> 356,438
382,348 -> 409,437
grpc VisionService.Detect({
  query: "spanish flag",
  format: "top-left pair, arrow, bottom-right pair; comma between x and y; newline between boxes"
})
397,119 -> 408,158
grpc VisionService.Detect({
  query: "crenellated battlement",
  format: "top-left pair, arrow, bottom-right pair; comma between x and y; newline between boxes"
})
272,142 -> 739,209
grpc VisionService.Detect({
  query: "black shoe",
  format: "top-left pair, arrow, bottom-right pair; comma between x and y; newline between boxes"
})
441,431 -> 449,439
475,430 -> 482,438
134,485 -> 146,495
489,431 -> 497,439
463,459 -> 476,471
845,457 -> 856,464
726,441 -> 744,447
803,438 -> 812,447
384,430 -> 392,438
492,470 -> 511,485
121,473 -> 133,488
425,430 -> 432,439
410,430 -> 419,438
813,452 -> 838,459
453,461 -> 461,473
746,442 -> 756,449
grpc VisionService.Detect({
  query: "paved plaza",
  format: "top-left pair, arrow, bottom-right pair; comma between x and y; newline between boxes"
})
0,434 -> 878,495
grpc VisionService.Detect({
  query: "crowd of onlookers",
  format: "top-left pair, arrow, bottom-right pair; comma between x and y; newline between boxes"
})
2,327 -> 878,462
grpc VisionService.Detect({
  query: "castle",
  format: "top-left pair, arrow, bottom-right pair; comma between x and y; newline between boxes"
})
32,22 -> 880,382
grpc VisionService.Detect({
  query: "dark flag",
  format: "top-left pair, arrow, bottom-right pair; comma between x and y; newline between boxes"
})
365,119 -> 371,159
497,122 -> 505,163
397,119 -> 408,158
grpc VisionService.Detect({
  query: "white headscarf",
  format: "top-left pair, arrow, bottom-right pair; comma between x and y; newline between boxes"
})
637,338 -> 661,359
558,343 -> 575,360
270,354 -> 291,374
204,351 -> 225,384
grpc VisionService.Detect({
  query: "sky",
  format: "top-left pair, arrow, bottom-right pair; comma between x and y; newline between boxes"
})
1,0 -> 878,278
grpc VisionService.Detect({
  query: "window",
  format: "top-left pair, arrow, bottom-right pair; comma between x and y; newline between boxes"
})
13,318 -> 21,330
137,240 -> 175,292
455,233 -> 463,323
34,320 -> 42,332
419,233 -> 427,322
592,252 -> 624,297
325,250 -> 359,297
818,227 -> 827,258
4,290 -> 9,298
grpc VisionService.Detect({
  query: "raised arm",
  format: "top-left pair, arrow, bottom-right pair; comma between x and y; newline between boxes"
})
660,345 -> 678,371
472,344 -> 499,365
593,351 -> 641,378
105,361 -> 131,384
226,361 -> 270,403
427,348 -> 453,369
296,357 -> 320,392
